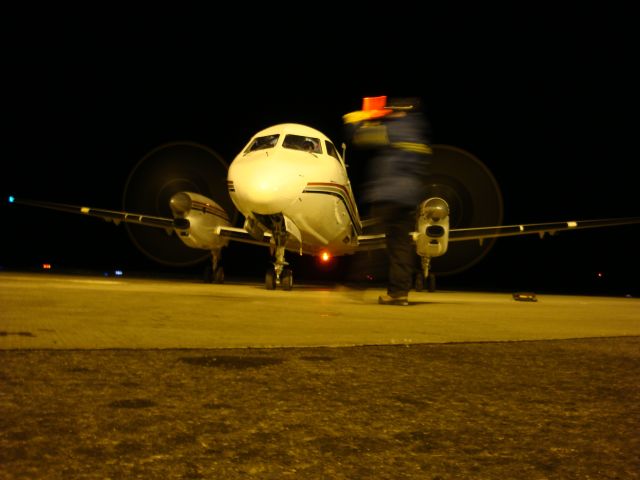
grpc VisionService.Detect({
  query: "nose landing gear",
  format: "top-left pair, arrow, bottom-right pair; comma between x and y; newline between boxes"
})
265,237 -> 294,291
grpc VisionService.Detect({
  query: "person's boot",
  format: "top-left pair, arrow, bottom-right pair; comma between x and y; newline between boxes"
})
378,294 -> 409,306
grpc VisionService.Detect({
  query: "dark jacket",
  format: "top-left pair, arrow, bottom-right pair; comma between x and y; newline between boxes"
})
347,111 -> 432,207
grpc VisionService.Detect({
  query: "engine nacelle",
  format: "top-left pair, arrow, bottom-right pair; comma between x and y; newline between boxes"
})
414,197 -> 450,259
170,191 -> 232,250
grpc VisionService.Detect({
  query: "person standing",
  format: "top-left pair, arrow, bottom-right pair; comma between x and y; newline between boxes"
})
343,96 -> 433,305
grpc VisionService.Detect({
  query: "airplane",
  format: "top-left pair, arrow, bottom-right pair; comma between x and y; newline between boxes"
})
7,122 -> 640,291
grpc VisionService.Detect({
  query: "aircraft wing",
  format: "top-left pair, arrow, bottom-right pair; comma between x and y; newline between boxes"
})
9,197 -> 188,233
449,217 -> 640,243
355,217 -> 640,250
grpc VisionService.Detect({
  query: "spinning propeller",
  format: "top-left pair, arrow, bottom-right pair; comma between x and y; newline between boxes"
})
122,142 -> 237,266
428,144 -> 503,275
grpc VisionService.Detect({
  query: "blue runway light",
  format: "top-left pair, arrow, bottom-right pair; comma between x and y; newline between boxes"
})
8,195 -> 15,203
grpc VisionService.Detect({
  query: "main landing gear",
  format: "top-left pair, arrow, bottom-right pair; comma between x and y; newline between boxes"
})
414,256 -> 436,292
414,272 -> 436,292
204,249 -> 224,284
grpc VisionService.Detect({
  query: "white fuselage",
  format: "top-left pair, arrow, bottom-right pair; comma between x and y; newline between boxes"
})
227,124 -> 361,256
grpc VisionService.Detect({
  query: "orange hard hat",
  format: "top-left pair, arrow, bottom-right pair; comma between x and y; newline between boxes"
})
361,96 -> 393,119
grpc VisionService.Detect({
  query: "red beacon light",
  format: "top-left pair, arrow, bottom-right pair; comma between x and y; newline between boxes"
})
319,251 -> 331,263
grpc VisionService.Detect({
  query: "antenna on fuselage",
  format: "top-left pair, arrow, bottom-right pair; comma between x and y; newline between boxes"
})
341,142 -> 347,166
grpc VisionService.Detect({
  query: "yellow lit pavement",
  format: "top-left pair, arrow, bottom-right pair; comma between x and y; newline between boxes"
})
1,272 -> 639,349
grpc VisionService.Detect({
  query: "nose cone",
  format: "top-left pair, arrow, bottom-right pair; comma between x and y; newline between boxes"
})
421,197 -> 449,221
229,156 -> 302,214
170,192 -> 192,217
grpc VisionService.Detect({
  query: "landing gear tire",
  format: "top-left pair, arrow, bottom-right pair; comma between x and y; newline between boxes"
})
414,273 -> 424,292
213,267 -> 224,284
265,269 -> 276,290
203,265 -> 213,283
281,268 -> 293,291
428,274 -> 436,292
204,265 -> 224,284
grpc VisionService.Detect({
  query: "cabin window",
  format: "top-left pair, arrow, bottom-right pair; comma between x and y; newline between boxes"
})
282,134 -> 322,154
325,140 -> 341,161
245,134 -> 279,153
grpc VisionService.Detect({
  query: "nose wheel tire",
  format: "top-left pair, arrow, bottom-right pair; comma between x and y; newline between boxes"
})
264,268 -> 293,290
265,269 -> 276,290
281,268 -> 293,291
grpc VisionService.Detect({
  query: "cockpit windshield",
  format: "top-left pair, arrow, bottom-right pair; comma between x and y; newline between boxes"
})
245,134 -> 279,153
282,134 -> 322,154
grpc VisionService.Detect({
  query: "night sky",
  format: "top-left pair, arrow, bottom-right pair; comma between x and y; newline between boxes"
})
2,6 -> 638,295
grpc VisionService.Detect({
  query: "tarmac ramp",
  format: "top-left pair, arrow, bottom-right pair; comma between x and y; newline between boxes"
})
2,272 -> 639,349
2,272 -> 639,479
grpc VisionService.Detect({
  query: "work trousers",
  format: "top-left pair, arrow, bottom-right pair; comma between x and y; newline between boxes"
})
374,203 -> 417,297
